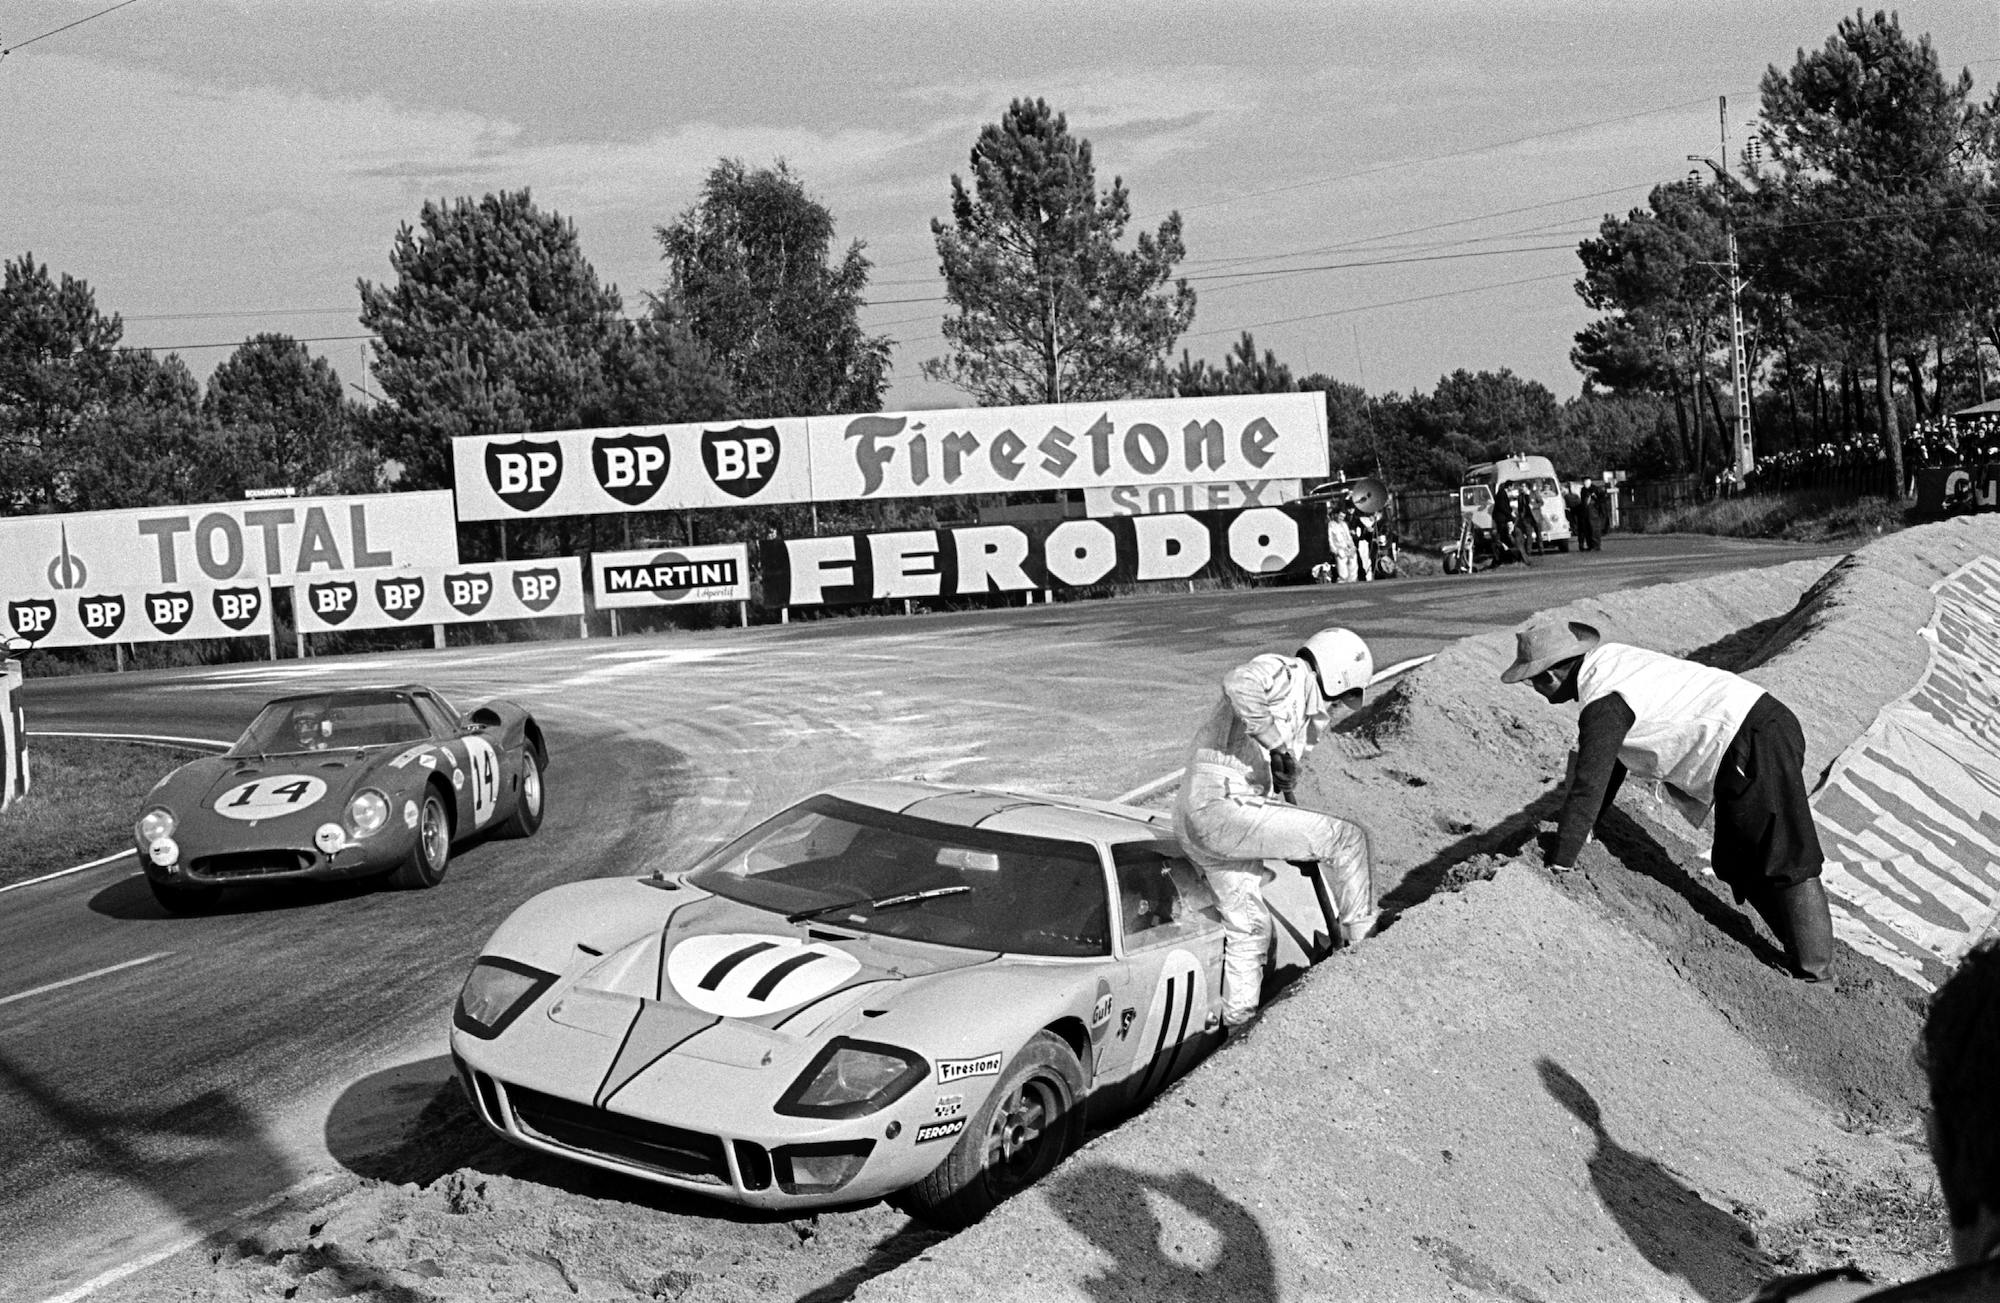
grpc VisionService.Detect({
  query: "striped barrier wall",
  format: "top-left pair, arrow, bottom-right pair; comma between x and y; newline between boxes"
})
1814,554 -> 2000,990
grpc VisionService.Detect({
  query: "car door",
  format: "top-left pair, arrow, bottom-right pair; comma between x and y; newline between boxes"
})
411,692 -> 502,835
1098,846 -> 1226,1107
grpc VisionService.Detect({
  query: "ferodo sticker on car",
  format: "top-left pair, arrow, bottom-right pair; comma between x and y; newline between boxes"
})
463,736 -> 500,826
664,934 -> 862,1019
935,1052 -> 1002,1084
212,775 -> 328,820
914,1118 -> 966,1145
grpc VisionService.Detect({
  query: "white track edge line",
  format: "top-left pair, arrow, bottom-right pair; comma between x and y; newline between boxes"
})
0,951 -> 175,1007
0,849 -> 137,896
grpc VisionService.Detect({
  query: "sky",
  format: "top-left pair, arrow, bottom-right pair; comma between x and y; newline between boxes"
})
5,0 -> 2000,417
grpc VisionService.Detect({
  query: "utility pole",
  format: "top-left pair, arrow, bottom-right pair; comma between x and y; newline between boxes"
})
1719,97 -> 1754,479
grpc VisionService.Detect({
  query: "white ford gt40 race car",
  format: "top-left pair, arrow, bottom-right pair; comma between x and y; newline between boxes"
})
449,780 -> 1343,1226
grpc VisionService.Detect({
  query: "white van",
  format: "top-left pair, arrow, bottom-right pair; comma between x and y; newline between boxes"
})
1461,455 -> 1572,552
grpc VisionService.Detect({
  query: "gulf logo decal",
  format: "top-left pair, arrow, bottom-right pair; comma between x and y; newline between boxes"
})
664,933 -> 862,1019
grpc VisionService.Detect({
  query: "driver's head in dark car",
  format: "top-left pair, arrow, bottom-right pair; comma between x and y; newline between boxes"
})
293,709 -> 329,750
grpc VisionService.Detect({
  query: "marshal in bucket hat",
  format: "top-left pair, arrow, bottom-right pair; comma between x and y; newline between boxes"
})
1499,617 -> 1601,684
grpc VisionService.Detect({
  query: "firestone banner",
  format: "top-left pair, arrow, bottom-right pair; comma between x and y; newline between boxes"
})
591,544 -> 750,609
450,394 -> 1330,519
292,558 -> 584,635
760,502 -> 1334,608
2,582 -> 273,648
451,420 -> 811,521
0,492 -> 459,601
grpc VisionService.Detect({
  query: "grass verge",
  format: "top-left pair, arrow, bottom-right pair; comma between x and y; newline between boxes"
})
1636,490 -> 1914,543
0,738 -> 201,887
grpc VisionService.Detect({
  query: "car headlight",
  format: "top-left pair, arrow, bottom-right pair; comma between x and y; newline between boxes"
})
775,1038 -> 929,1120
453,958 -> 556,1040
347,790 -> 391,837
137,807 -> 176,845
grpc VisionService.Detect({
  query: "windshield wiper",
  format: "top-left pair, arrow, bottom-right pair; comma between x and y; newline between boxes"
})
786,884 -> 971,925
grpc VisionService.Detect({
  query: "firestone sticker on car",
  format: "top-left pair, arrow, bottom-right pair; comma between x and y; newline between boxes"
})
664,934 -> 863,1019
935,1053 -> 1002,1084
212,775 -> 328,821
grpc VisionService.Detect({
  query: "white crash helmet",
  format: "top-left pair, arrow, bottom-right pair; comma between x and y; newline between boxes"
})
1297,627 -> 1373,703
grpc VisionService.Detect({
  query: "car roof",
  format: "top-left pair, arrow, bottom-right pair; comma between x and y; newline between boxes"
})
822,779 -> 1175,849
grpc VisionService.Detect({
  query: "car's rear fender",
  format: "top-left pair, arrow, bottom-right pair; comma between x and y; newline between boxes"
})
470,700 -> 532,751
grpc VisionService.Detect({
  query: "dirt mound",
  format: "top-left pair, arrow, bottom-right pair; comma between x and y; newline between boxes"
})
852,867 -> 1924,1303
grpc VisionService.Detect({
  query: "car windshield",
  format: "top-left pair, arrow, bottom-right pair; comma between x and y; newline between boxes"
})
231,691 -> 433,756
686,795 -> 1111,958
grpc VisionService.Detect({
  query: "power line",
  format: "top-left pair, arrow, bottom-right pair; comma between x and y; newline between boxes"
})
1,0 -> 145,60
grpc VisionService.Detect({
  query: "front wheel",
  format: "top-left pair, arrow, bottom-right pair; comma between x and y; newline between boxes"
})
388,791 -> 451,889
1555,539 -> 1571,553
896,1031 -> 1084,1229
498,747 -> 544,838
149,877 -> 222,915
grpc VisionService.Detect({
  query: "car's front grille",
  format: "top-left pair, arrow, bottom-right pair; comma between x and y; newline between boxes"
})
506,1084 -> 730,1186
190,850 -> 317,878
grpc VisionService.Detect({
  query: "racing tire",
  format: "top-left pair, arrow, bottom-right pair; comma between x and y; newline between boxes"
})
1374,553 -> 1398,579
388,791 -> 451,889
498,747 -> 545,839
148,876 -> 222,915
1555,539 -> 1571,553
897,1030 -> 1085,1229
1442,550 -> 1464,575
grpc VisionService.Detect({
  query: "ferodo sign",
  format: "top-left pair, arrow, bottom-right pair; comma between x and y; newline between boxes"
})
291,558 -> 584,635
450,394 -> 1330,518
1,582 -> 273,648
0,492 -> 459,600
591,544 -> 749,609
452,420 -> 810,521
760,502 -> 1334,607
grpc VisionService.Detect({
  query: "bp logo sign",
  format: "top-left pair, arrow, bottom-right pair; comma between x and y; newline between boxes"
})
484,438 -> 564,512
701,425 -> 780,499
591,432 -> 671,506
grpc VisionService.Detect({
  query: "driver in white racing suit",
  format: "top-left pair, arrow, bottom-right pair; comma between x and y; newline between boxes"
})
1173,628 -> 1382,1030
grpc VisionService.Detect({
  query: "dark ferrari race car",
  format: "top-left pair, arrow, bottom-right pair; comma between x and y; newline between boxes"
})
134,684 -> 547,912
448,780 -> 1341,1226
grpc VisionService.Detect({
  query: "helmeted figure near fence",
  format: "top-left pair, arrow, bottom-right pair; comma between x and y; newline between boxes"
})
1173,628 -> 1381,1029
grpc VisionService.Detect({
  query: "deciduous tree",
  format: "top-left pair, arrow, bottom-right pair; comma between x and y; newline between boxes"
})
653,159 -> 888,418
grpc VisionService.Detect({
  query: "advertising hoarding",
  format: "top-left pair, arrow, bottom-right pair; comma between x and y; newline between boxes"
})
451,420 -> 812,521
591,544 -> 750,609
291,558 -> 584,635
3,582 -> 273,648
1081,478 -> 1302,517
759,502 -> 1333,608
0,492 -> 459,599
450,394 -> 1330,519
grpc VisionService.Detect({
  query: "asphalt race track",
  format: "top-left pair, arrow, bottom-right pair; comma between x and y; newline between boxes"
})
0,536 -> 1851,1302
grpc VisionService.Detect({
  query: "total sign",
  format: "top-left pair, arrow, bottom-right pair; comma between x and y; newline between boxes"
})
453,420 -> 810,520
590,543 -> 749,609
2,582 -> 272,649
292,558 -> 585,635
0,493 -> 459,608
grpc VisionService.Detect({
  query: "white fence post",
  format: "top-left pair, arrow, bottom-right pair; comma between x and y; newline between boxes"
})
1,656 -> 27,812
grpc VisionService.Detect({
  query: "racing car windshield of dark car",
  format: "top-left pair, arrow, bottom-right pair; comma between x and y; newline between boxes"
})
231,691 -> 434,756
687,796 -> 1111,958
